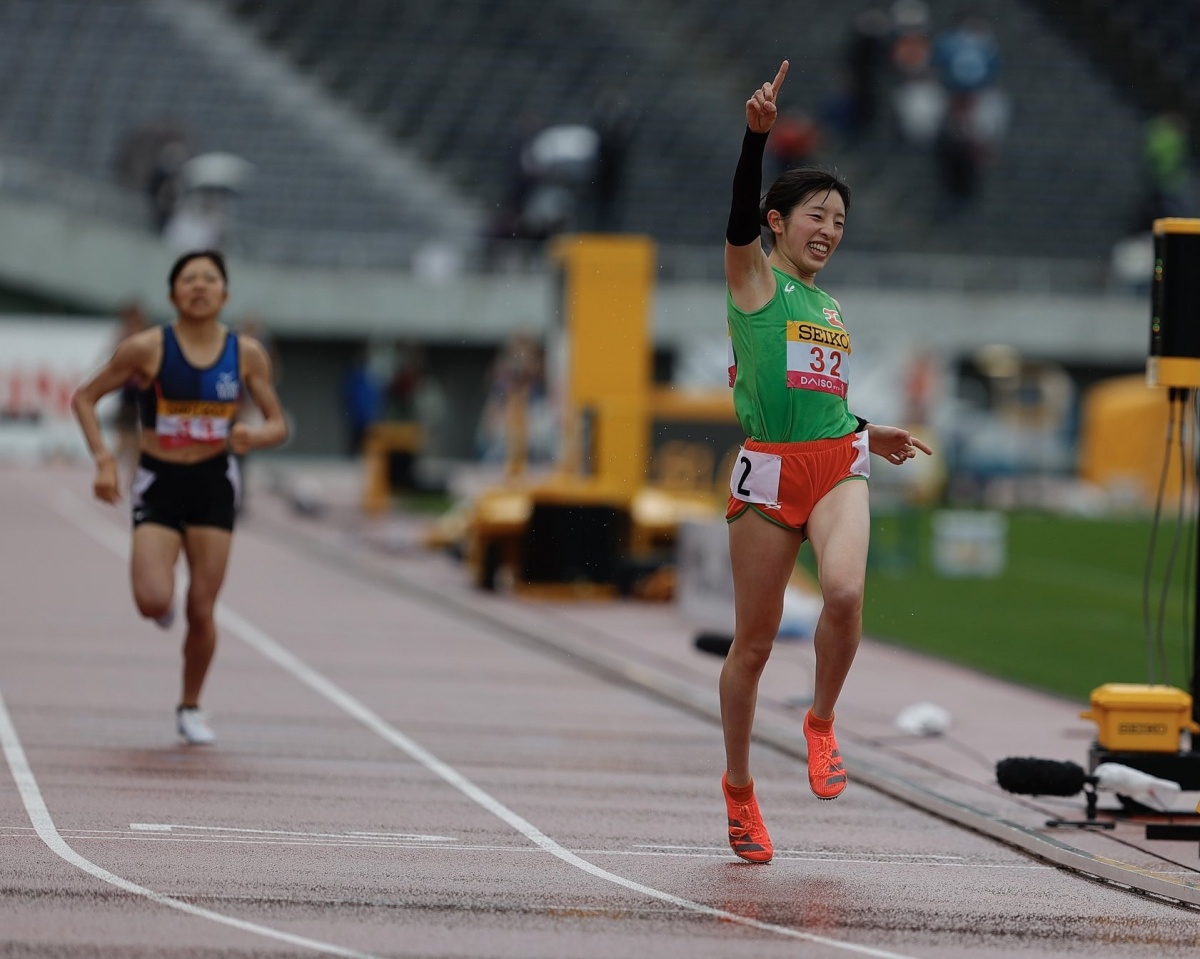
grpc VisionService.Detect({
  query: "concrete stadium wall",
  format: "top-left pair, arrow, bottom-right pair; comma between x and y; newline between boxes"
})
0,194 -> 1147,357
0,195 -> 1151,458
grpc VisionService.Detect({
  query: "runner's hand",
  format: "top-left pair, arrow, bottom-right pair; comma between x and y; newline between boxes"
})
867,424 -> 933,465
228,422 -> 253,456
747,60 -> 788,134
93,456 -> 120,504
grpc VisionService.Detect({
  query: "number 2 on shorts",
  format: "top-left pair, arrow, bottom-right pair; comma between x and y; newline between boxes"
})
729,446 -> 783,508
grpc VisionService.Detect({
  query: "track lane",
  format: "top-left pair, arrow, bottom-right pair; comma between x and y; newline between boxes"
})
3,467 -> 1200,958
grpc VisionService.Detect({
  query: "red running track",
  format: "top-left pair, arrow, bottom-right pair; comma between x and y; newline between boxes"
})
2,463 -> 1199,958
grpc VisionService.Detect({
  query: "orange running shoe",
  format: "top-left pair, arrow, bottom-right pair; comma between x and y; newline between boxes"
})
803,712 -> 847,800
722,772 -> 773,863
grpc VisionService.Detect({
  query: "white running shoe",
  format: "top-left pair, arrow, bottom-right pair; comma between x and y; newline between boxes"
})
153,603 -> 177,630
176,707 -> 216,745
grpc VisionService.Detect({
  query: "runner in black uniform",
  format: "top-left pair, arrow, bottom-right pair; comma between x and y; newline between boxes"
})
72,251 -> 288,744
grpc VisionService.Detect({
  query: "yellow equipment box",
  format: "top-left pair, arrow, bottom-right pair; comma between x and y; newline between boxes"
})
1080,683 -> 1200,753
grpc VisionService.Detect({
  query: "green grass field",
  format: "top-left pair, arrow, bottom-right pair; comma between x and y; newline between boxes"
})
805,510 -> 1198,704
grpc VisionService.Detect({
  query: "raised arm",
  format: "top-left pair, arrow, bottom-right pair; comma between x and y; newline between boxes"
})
725,59 -> 788,313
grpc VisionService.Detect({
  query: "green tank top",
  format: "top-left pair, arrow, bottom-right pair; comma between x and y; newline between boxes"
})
727,267 -> 858,443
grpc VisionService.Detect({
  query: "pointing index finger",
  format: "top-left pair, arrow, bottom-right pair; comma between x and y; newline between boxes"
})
770,60 -> 789,100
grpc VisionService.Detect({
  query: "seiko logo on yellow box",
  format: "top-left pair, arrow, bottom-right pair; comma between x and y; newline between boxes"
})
1117,723 -> 1169,735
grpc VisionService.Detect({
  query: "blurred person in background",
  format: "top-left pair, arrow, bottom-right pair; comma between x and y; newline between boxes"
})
483,112 -> 544,268
112,121 -> 193,233
341,347 -> 384,457
930,10 -> 1009,216
517,123 -> 600,242
887,0 -> 943,148
164,153 -> 255,254
1143,111 -> 1196,222
765,111 -> 822,180
476,333 -> 555,467
147,140 -> 191,235
389,343 -> 449,472
931,10 -> 1001,101
933,92 -> 985,217
841,6 -> 892,144
72,251 -> 288,746
590,90 -> 635,232
720,61 -> 931,863
386,343 -> 426,423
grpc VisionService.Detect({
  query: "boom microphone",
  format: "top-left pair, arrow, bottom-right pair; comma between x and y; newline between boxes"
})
995,757 -> 1088,797
694,632 -> 733,657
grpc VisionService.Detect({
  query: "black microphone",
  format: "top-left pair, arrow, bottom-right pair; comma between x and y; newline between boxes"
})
694,632 -> 733,657
995,757 -> 1089,797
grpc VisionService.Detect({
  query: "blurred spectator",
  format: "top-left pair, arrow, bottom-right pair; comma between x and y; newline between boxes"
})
929,12 -> 1010,216
766,112 -> 822,180
841,6 -> 892,143
387,344 -> 426,422
341,349 -> 383,457
931,11 -> 1010,143
519,124 -> 600,240
931,12 -> 1001,96
934,93 -> 985,217
476,333 -> 555,467
590,91 -> 636,232
486,100 -> 629,261
887,0 -> 944,148
163,199 -> 223,252
485,111 -> 545,264
112,121 -> 193,233
485,113 -> 603,266
384,343 -> 448,464
1143,111 -> 1196,222
164,153 -> 255,253
889,0 -> 933,77
147,141 -> 191,234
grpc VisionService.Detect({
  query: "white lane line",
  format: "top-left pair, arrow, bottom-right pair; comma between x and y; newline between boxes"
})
221,605 -> 924,958
0,827 -> 1053,868
129,822 -> 455,842
0,691 -> 378,959
44,486 -> 922,959
634,843 -> 968,860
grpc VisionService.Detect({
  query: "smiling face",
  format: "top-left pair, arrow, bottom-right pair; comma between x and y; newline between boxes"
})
767,188 -> 846,284
169,255 -> 229,323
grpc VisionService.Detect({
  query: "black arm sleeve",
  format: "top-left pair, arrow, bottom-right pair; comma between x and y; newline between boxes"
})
726,128 -> 769,246
853,415 -> 870,433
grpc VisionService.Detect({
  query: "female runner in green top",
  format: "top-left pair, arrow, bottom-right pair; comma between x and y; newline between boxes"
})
719,60 -> 932,863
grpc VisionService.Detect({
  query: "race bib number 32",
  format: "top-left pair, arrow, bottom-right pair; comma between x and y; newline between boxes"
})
786,320 -> 850,398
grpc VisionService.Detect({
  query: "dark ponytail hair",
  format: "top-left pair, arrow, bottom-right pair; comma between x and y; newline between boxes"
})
168,249 -> 228,289
759,167 -> 851,226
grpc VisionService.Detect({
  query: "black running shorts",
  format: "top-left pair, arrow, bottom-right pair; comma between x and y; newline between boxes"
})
131,452 -> 241,532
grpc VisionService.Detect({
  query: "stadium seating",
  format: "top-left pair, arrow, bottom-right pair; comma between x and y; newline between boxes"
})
221,0 -> 1154,259
0,0 -> 456,261
0,0 -> 1181,269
